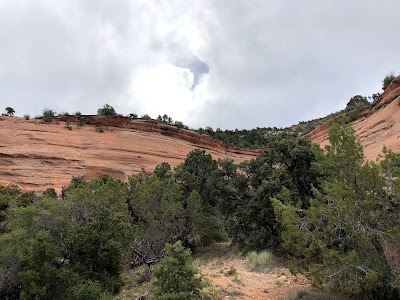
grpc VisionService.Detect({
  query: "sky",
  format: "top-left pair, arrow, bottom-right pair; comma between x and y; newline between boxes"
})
0,0 -> 399,130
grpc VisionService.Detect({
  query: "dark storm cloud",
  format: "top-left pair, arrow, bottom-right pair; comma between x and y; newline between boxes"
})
0,0 -> 399,129
172,55 -> 209,90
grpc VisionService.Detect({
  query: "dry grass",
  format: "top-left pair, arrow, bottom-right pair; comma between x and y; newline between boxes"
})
246,250 -> 274,272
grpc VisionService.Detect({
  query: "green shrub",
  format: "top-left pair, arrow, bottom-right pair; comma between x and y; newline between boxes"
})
69,280 -> 104,300
153,241 -> 202,300
74,111 -> 82,117
77,116 -> 85,127
141,114 -> 151,120
95,126 -> 105,133
65,121 -> 73,130
273,124 -> 400,297
97,104 -> 116,116
246,251 -> 274,272
42,188 -> 57,200
4,107 -> 15,116
129,113 -> 138,119
23,114 -> 30,120
42,109 -> 55,122
382,71 -> 396,89
225,266 -> 237,276
346,95 -> 368,111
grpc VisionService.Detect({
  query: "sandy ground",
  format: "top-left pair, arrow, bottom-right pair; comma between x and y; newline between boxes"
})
116,243 -> 311,300
194,244 -> 309,300
199,258 -> 309,300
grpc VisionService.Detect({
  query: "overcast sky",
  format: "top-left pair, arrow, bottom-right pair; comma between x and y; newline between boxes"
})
0,0 -> 399,129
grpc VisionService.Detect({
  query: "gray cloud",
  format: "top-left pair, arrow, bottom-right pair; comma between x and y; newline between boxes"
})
0,0 -> 399,129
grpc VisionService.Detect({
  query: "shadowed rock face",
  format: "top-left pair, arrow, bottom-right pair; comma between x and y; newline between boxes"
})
0,117 -> 259,192
305,76 -> 400,161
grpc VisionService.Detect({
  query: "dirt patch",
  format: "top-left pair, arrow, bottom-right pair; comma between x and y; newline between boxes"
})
194,243 -> 309,300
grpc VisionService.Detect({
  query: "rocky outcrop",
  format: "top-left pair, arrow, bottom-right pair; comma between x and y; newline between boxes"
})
305,76 -> 400,160
0,117 -> 258,192
59,115 -> 260,156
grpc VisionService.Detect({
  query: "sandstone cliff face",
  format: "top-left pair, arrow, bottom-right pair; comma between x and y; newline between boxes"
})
0,117 -> 258,192
305,76 -> 400,160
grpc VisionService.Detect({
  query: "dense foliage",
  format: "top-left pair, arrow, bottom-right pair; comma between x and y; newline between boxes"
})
346,95 -> 369,110
273,124 -> 400,298
1,124 -> 399,299
4,107 -> 15,116
97,103 -> 117,116
42,108 -> 55,122
153,241 -> 202,300
0,176 -> 133,299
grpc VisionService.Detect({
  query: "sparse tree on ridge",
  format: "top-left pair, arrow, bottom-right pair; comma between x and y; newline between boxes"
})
97,103 -> 117,116
4,107 -> 15,116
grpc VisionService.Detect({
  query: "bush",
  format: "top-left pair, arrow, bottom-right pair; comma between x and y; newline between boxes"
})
77,116 -> 85,127
23,114 -> 30,120
141,114 -> 151,120
273,124 -> 400,297
129,113 -> 138,119
95,126 -> 105,133
42,108 -> 55,122
382,72 -> 396,89
69,280 -> 103,300
42,188 -> 57,199
97,104 -> 117,116
246,251 -> 274,272
346,95 -> 368,111
4,107 -> 15,116
74,111 -> 82,117
65,121 -> 73,130
153,241 -> 202,300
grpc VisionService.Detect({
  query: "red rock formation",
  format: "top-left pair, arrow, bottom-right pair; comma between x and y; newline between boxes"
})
0,117 -> 258,192
305,76 -> 400,160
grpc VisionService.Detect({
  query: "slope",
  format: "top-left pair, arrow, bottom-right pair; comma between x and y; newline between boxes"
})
0,116 -> 258,192
305,75 -> 400,160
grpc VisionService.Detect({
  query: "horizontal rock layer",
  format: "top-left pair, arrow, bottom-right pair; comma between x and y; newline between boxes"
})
0,117 -> 258,192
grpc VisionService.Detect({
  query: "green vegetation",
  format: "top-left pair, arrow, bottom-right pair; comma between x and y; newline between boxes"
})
77,116 -> 85,126
141,113 -> 151,120
65,121 -> 73,130
95,125 -> 105,133
153,241 -> 202,299
383,71 -> 397,89
129,113 -> 138,119
0,176 -> 134,299
157,114 -> 174,124
97,103 -> 117,116
0,121 -> 399,299
273,124 -> 400,298
42,108 -> 55,122
345,95 -> 368,111
4,107 -> 15,116
23,114 -> 30,120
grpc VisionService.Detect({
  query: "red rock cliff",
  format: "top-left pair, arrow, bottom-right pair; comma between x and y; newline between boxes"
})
305,76 -> 400,160
0,117 -> 259,192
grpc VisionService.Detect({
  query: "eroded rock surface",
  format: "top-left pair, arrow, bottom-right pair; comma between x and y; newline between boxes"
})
0,117 -> 258,192
306,76 -> 400,160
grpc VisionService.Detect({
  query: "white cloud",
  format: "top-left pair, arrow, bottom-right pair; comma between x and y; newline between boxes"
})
128,64 -> 195,119
0,0 -> 399,129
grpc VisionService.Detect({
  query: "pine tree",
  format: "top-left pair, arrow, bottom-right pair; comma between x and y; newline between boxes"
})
153,241 -> 202,300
